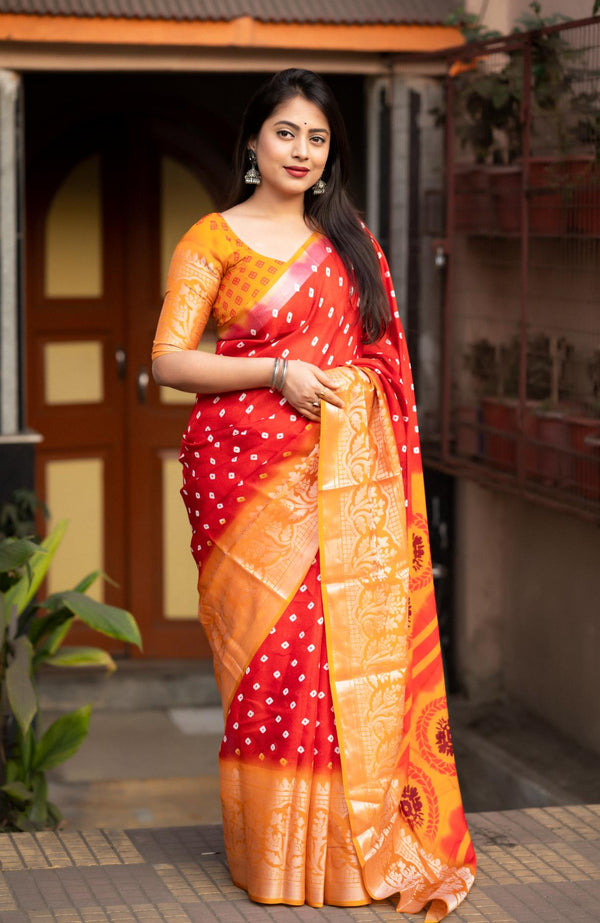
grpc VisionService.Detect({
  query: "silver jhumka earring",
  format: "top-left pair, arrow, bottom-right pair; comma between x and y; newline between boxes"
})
312,177 -> 327,195
244,150 -> 261,185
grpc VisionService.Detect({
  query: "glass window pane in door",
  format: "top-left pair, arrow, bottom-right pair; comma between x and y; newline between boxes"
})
160,157 -> 216,404
160,156 -> 214,294
45,155 -> 103,298
162,455 -> 199,620
46,458 -> 104,602
44,340 -> 103,405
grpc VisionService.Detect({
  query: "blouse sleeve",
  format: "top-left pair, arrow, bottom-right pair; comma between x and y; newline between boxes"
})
151,215 -> 224,360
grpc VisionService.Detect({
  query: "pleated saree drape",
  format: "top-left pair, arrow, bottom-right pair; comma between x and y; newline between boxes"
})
153,214 -> 476,920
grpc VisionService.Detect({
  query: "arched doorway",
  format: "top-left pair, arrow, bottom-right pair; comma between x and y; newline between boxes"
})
26,109 -> 231,657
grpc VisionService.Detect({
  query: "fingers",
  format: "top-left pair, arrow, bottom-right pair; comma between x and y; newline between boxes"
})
314,370 -> 340,390
298,391 -> 340,420
281,360 -> 345,419
316,385 -> 344,409
313,371 -> 344,408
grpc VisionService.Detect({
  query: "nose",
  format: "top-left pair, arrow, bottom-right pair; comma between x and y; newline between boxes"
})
292,134 -> 309,160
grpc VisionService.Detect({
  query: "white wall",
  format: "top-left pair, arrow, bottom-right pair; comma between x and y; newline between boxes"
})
465,0 -> 520,36
455,479 -> 600,755
465,0 -> 594,34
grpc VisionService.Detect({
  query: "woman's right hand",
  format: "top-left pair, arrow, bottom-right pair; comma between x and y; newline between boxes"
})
281,359 -> 344,422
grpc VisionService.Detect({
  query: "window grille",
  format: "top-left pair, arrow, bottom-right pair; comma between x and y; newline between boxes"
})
425,16 -> 600,523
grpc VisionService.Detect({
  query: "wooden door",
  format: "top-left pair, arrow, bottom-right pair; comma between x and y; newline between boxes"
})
27,117 -> 223,657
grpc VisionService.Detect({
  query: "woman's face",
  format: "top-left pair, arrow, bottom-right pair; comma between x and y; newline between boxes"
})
249,95 -> 331,200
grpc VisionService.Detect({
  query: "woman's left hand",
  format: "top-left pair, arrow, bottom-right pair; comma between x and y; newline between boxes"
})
280,359 -> 344,422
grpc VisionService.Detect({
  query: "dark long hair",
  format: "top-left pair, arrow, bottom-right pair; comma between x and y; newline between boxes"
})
229,69 -> 390,343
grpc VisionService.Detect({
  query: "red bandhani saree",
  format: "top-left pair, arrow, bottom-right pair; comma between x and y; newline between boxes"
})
153,214 -> 476,920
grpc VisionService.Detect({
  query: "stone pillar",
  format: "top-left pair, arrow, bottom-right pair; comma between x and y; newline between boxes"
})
365,75 -> 391,244
389,75 -> 411,328
0,69 -> 41,506
0,68 -> 21,436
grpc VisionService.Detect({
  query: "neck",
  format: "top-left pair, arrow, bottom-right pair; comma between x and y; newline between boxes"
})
246,186 -> 306,221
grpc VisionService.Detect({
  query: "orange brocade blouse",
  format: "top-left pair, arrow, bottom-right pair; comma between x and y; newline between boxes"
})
153,213 -> 324,359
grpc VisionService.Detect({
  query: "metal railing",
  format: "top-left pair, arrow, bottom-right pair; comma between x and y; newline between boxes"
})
427,15 -> 600,522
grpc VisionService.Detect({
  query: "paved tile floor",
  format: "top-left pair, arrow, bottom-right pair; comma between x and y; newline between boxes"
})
1,804 -> 599,922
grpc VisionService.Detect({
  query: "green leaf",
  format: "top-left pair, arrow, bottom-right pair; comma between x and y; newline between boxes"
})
16,726 -> 35,779
41,591 -> 141,648
72,570 -> 117,594
33,617 -> 75,665
3,521 -> 67,617
33,706 -> 91,772
0,538 -> 42,574
28,610 -> 73,649
1,781 -> 34,803
6,636 -> 37,736
4,759 -> 21,784
44,646 -> 116,672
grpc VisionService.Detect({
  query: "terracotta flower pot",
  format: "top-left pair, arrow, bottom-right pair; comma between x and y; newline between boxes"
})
481,398 -> 540,474
528,157 -> 568,236
522,403 -> 541,479
454,166 -> 493,234
481,398 -> 517,469
489,166 -> 522,234
569,160 -> 600,236
534,411 -> 571,486
454,405 -> 482,459
567,416 -> 600,499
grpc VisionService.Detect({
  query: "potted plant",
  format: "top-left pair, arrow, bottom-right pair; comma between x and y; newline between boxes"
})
457,337 -> 499,458
0,515 -> 141,831
442,6 -> 521,233
447,3 -> 583,236
479,337 -> 520,469
569,103 -> 600,235
450,58 -> 523,233
531,336 -> 575,485
479,333 -> 559,474
514,4 -> 598,236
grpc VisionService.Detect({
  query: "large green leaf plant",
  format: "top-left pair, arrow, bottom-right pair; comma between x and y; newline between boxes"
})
0,519 -> 141,831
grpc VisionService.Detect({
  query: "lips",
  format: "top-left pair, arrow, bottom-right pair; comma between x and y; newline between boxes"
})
284,167 -> 310,178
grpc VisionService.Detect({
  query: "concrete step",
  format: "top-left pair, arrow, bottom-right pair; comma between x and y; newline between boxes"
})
38,658 -> 221,712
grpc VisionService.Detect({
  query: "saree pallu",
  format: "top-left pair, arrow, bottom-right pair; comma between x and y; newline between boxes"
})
172,216 -> 475,919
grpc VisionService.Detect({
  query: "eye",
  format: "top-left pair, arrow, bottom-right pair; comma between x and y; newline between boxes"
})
311,136 -> 327,145
276,129 -> 294,139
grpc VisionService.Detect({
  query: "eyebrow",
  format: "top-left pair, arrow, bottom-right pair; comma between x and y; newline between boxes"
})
274,120 -> 330,135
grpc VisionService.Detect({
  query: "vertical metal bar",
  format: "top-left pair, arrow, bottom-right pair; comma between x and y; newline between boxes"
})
441,72 -> 454,463
518,36 -> 532,490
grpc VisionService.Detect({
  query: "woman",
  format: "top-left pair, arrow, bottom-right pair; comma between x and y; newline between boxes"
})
152,68 -> 475,920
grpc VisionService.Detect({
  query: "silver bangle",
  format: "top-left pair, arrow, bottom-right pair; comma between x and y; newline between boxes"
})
271,358 -> 281,389
278,358 -> 288,392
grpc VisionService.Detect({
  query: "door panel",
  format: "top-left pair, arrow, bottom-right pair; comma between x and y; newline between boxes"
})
27,122 -> 217,657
